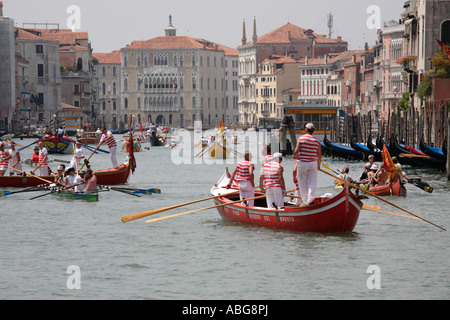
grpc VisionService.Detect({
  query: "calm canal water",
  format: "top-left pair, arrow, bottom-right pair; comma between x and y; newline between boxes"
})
1,135 -> 449,300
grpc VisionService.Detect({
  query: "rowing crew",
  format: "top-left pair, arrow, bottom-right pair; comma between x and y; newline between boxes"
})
336,155 -> 411,190
51,160 -> 98,195
225,123 -> 322,210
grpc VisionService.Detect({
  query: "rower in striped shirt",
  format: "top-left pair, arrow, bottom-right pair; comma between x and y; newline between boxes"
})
227,151 -> 255,206
260,152 -> 286,209
293,123 -> 322,207
0,142 -> 12,176
99,127 -> 118,168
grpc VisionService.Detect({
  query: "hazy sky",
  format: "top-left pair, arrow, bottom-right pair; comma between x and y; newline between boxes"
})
4,0 -> 405,53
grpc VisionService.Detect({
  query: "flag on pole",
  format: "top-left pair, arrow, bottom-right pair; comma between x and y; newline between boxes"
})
382,145 -> 397,181
436,39 -> 450,59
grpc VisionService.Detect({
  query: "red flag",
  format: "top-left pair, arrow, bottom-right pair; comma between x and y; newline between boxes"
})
139,120 -> 143,135
436,39 -> 450,59
128,116 -> 136,174
382,145 -> 397,181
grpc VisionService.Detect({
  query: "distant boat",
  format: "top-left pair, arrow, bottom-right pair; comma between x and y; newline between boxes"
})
41,136 -> 74,154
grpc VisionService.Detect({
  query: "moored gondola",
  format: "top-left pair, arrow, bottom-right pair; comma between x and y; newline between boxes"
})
390,136 -> 445,171
323,133 -> 363,160
350,135 -> 382,161
419,135 -> 447,162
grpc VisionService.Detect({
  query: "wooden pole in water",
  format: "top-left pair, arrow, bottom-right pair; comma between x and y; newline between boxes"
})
447,111 -> 450,180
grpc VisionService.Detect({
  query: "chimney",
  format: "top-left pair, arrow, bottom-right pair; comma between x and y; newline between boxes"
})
324,53 -> 328,64
0,2 -> 3,17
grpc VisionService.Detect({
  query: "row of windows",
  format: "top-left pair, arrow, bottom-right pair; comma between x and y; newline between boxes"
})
122,75 -> 237,92
120,95 -> 238,110
122,51 -> 237,68
301,68 -> 329,76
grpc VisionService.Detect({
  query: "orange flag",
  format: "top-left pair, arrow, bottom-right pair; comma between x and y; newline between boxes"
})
382,145 -> 396,180
218,118 -> 224,137
436,39 -> 450,59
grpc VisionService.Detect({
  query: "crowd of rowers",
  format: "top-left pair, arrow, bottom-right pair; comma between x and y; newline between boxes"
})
335,154 -> 411,189
226,123 -> 324,209
0,140 -> 98,195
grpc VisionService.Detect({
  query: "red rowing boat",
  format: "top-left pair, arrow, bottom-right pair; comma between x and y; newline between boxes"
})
368,178 -> 407,197
211,169 -> 363,233
0,163 -> 131,188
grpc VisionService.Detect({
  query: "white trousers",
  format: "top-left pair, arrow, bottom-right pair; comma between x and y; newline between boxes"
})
297,160 -> 318,205
238,180 -> 255,206
266,187 -> 284,209
39,165 -> 48,177
110,146 -> 118,168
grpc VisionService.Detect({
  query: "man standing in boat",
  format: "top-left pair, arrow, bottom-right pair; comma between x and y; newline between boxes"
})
293,123 -> 322,207
0,142 -> 12,176
226,151 -> 255,206
260,152 -> 286,209
98,127 -> 118,168
34,141 -> 49,177
68,141 -> 85,171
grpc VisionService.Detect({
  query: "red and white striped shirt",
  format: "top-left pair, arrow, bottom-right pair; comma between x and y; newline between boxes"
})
38,147 -> 48,166
0,150 -> 9,169
101,131 -> 117,148
263,161 -> 283,190
297,134 -> 320,162
235,160 -> 253,181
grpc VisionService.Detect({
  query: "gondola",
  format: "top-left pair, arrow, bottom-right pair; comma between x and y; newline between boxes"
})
366,134 -> 383,160
419,135 -> 447,162
390,136 -> 446,171
323,133 -> 363,160
350,135 -> 382,161
149,132 -> 166,146
210,169 -> 363,233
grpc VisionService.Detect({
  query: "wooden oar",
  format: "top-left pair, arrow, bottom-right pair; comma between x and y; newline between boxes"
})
0,187 -> 42,198
399,153 -> 430,158
362,207 -> 421,220
73,142 -> 79,175
18,138 -> 41,152
320,165 -> 447,231
121,190 -> 240,223
145,189 -> 296,224
285,192 -> 380,211
7,167 -> 52,185
110,186 -> 162,195
29,191 -> 54,200
78,143 -> 103,171
409,180 -> 433,193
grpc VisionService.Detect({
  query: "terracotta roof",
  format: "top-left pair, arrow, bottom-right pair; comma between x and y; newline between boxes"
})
283,88 -> 302,93
315,35 -> 348,44
301,50 -> 366,66
26,29 -> 89,45
264,55 -> 299,64
122,36 -> 238,56
60,45 -> 89,51
92,50 -> 121,64
243,22 -> 347,46
14,27 -> 49,41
